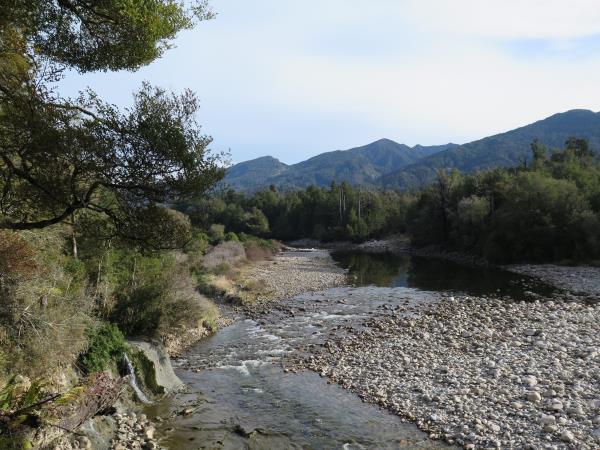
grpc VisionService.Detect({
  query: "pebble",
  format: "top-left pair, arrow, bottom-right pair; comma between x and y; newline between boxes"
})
560,430 -> 575,443
295,292 -> 600,449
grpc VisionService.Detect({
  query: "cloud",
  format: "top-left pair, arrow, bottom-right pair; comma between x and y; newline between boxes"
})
57,0 -> 600,163
402,0 -> 600,40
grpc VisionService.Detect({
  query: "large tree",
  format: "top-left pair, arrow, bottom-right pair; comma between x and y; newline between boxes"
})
0,1 -> 223,246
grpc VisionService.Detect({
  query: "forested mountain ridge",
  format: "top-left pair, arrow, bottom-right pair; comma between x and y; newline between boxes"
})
380,109 -> 600,189
224,139 -> 458,190
226,110 -> 600,191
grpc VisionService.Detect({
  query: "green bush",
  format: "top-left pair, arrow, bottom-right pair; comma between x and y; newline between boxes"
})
77,323 -> 128,374
186,231 -> 210,254
225,231 -> 239,242
209,224 -> 225,243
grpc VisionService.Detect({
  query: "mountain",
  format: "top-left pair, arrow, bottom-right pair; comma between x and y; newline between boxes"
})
224,156 -> 289,191
379,109 -> 600,190
224,110 -> 600,192
224,139 -> 457,191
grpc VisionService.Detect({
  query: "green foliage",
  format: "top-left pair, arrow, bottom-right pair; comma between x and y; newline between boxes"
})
186,231 -> 211,254
4,1 -> 213,73
225,231 -> 239,242
0,1 -> 223,249
104,251 -> 206,337
209,224 -> 226,243
178,183 -> 412,243
407,139 -> 600,263
77,323 -> 128,374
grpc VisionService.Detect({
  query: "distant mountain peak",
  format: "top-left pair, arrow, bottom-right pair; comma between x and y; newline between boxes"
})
224,109 -> 600,192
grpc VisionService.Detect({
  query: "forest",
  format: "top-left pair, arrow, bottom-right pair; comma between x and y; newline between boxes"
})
182,137 -> 600,263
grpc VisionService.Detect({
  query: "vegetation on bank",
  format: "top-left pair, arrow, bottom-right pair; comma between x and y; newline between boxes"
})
183,138 -> 600,264
0,1 -> 244,446
408,138 -> 600,263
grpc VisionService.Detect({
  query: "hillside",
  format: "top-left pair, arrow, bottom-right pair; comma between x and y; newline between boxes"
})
379,110 -> 600,190
224,139 -> 457,191
225,110 -> 600,192
224,156 -> 289,191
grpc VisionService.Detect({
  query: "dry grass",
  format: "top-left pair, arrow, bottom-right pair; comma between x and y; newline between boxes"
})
202,241 -> 246,271
244,242 -> 274,262
0,229 -> 91,381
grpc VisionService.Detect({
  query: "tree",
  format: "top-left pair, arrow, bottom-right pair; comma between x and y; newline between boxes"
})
0,1 -> 222,248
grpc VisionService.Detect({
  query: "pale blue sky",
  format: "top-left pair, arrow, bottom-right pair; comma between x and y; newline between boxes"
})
59,0 -> 600,164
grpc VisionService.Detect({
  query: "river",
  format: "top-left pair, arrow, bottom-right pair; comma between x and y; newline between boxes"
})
145,250 -> 554,449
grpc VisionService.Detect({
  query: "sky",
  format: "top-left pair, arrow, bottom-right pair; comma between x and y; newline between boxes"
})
58,0 -> 600,164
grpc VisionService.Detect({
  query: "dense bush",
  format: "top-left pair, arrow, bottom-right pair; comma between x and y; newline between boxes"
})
77,323 -> 128,374
178,184 -> 412,242
407,139 -> 600,263
0,229 -> 91,379
105,252 -> 207,338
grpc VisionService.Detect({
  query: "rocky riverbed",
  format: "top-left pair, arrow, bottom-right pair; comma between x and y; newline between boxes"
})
293,294 -> 600,449
508,264 -> 600,300
240,249 -> 347,315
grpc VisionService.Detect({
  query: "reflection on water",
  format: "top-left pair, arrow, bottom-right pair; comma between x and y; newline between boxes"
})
147,250 -> 555,450
331,250 -> 555,299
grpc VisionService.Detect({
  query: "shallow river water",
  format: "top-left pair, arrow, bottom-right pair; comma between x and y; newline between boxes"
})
146,251 -> 554,449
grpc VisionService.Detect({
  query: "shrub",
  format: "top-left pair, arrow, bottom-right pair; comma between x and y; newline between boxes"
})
0,231 -> 36,281
244,242 -> 274,262
108,252 -> 206,338
186,231 -> 210,254
208,224 -> 225,243
202,241 -> 246,271
77,323 -> 128,374
0,228 -> 91,379
224,231 -> 239,242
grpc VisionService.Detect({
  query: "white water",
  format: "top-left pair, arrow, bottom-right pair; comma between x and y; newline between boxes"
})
123,353 -> 151,404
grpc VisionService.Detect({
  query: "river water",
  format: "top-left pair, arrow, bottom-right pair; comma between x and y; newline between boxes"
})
146,251 -> 554,449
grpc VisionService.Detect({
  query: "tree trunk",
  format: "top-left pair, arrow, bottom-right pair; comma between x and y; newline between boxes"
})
70,213 -> 78,259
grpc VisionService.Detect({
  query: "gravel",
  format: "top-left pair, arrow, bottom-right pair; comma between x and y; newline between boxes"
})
297,295 -> 600,449
110,413 -> 161,450
508,264 -> 600,299
241,250 -> 347,315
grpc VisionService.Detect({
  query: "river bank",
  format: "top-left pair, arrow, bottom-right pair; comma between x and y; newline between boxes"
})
292,236 -> 600,301
238,249 -> 347,316
294,293 -> 600,449
507,264 -> 600,300
146,245 -> 600,449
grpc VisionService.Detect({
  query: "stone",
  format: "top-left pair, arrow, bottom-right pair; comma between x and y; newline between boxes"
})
488,422 -> 501,433
560,430 -> 575,443
523,375 -> 538,387
77,437 -> 92,450
540,415 -> 556,426
550,401 -> 564,411
144,426 -> 156,440
527,391 -> 542,402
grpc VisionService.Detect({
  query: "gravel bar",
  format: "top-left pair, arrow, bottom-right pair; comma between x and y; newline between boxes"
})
300,295 -> 600,449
